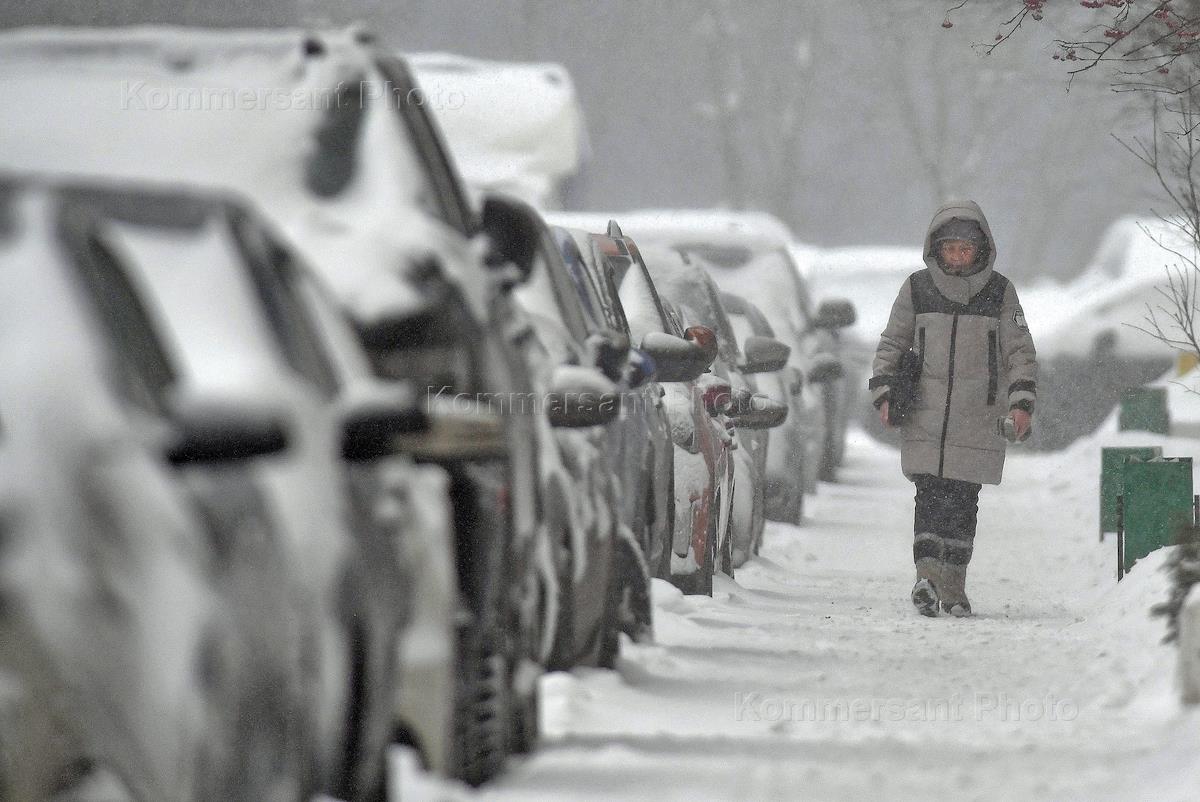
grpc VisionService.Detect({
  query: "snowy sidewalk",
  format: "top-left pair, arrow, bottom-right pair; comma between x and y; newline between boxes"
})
441,428 -> 1200,801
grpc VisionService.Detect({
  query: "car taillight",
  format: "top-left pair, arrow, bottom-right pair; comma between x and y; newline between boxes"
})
702,382 -> 732,416
685,325 -> 719,365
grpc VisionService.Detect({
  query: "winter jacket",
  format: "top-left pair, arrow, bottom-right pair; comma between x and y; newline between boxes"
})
869,201 -> 1038,485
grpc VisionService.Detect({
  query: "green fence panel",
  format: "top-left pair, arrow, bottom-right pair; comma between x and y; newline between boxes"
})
1100,446 -> 1163,539
1120,456 -> 1194,578
1118,386 -> 1170,434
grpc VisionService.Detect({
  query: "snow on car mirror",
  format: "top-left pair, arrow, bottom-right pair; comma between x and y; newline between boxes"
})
807,357 -> 845,384
639,331 -> 708,383
739,336 -> 791,374
815,298 -> 857,330
729,394 -> 789,430
547,365 -> 621,428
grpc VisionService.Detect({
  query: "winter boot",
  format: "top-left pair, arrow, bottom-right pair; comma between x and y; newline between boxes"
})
911,578 -> 939,617
912,554 -> 943,617
938,562 -> 972,617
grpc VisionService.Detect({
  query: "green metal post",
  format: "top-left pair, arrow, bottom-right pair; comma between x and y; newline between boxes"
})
1120,457 -> 1194,575
1100,446 -> 1162,540
1118,387 -> 1170,434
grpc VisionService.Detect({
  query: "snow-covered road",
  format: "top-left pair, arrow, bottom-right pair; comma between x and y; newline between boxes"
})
404,427 -> 1200,801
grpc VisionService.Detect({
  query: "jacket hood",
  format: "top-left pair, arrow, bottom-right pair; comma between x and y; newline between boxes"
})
922,200 -> 997,304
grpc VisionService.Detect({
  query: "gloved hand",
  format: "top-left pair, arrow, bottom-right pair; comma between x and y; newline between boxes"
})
1011,408 -> 1032,440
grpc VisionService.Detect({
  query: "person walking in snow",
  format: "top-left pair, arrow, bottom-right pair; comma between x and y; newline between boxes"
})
869,201 -> 1038,617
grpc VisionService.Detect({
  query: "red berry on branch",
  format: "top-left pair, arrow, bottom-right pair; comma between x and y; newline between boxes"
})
942,17 -> 953,28
1159,66 -> 1170,74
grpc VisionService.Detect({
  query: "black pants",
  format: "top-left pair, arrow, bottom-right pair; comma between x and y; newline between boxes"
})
912,474 -> 981,566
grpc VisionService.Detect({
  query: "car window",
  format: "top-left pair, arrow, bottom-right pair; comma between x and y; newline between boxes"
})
618,260 -> 671,343
65,227 -> 177,417
231,215 -> 342,398
103,214 -> 319,396
584,237 -> 631,336
375,56 -> 476,235
553,228 -> 606,332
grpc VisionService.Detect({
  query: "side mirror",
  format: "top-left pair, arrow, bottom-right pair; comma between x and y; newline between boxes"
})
639,331 -> 709,382
166,395 -> 290,466
738,336 -> 791,374
394,393 -> 508,462
729,394 -> 789,429
807,356 -> 845,384
586,328 -> 631,384
625,348 -> 656,389
340,388 -> 430,462
480,193 -> 541,286
547,365 -> 622,428
815,299 -> 856,330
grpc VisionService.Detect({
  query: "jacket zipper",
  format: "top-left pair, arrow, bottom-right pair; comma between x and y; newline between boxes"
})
987,329 -> 998,406
937,313 -> 959,477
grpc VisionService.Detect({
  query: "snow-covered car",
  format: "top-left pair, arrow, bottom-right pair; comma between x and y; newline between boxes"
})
627,244 -> 739,591
0,27 -> 548,785
486,196 -> 654,675
807,247 -> 924,444
549,222 -> 715,593
0,177 -> 432,801
643,250 -> 791,571
597,237 -> 734,591
1017,219 -> 1190,449
407,51 -> 589,209
558,210 -> 851,489
719,291 -> 809,526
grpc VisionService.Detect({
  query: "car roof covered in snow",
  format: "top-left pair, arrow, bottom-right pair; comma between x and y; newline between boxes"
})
549,208 -> 796,252
0,26 -> 490,325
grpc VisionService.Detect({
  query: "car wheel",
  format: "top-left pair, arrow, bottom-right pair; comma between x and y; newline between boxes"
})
508,566 -> 547,755
598,529 -> 653,668
508,675 -> 540,755
452,623 -> 508,787
547,529 -> 575,671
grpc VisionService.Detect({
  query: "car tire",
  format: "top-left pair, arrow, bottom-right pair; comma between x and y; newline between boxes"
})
452,623 -> 508,787
598,529 -> 653,668
547,528 -> 575,671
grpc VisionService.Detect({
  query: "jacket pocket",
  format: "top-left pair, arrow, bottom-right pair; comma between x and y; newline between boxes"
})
986,329 -> 998,406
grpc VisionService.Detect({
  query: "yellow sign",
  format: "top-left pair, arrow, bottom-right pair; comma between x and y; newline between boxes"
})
1178,351 -> 1199,376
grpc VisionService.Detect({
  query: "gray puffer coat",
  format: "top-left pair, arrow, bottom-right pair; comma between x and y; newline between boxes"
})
870,201 -> 1038,486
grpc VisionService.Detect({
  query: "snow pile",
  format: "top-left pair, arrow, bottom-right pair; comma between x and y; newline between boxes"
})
408,52 -> 588,209
470,423 -> 1200,801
